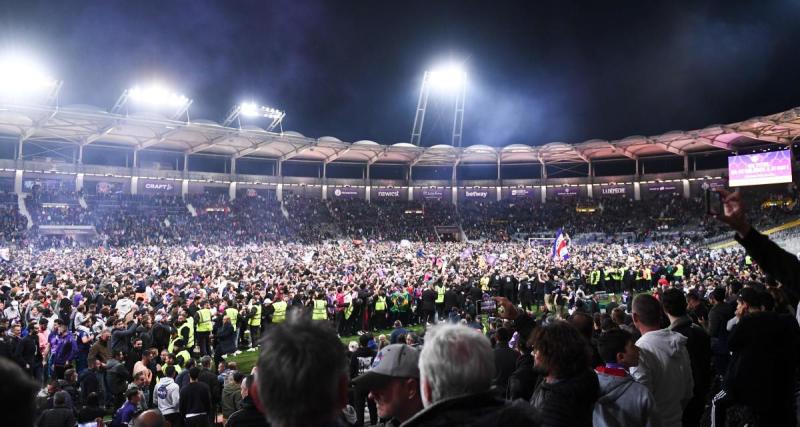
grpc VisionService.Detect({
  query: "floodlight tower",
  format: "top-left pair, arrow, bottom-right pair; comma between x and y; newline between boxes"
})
410,63 -> 467,147
222,102 -> 285,131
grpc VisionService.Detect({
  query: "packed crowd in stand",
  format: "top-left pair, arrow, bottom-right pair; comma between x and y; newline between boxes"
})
0,183 -> 796,252
0,184 -> 795,426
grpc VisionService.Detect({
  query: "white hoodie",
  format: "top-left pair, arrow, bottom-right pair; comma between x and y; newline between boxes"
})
155,377 -> 180,415
630,329 -> 693,427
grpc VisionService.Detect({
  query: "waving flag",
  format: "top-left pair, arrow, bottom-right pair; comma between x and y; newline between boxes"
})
551,228 -> 570,260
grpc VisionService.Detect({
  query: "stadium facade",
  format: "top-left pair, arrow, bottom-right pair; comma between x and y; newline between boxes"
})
0,103 -> 797,203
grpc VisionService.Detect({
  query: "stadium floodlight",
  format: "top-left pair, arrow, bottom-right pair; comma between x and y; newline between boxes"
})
113,83 -> 193,121
410,61 -> 467,147
128,84 -> 190,108
0,53 -> 62,103
222,101 -> 285,131
426,63 -> 467,92
239,102 -> 284,120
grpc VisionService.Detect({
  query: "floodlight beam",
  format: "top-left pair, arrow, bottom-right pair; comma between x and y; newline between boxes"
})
0,53 -> 62,105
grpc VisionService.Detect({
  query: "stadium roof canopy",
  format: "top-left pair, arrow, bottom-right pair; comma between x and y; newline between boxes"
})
0,103 -> 798,166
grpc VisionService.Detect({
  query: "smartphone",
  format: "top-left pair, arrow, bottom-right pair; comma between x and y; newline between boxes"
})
480,298 -> 496,314
705,188 -> 723,215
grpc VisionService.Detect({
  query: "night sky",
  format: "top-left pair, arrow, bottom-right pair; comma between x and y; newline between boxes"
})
3,0 -> 800,148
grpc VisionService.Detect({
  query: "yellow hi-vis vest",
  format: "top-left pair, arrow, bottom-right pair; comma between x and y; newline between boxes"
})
179,319 -> 194,350
196,308 -> 212,333
168,334 -> 187,354
226,308 -> 239,331
643,269 -> 652,281
175,349 -> 191,368
435,286 -> 445,304
312,300 -> 327,320
374,296 -> 386,312
272,301 -> 287,323
590,271 -> 600,286
674,264 -> 684,278
249,305 -> 262,327
344,303 -> 354,320
745,255 -> 752,266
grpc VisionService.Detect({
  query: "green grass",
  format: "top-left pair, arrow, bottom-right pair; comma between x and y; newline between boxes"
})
224,295 -> 625,373
224,324 -> 425,373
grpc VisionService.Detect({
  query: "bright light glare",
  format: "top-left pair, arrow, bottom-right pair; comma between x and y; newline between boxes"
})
0,54 -> 57,97
240,102 -> 261,117
240,102 -> 284,119
427,63 -> 467,90
128,84 -> 189,107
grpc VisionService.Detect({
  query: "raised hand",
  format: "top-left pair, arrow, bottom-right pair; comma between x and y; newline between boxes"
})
713,189 -> 751,236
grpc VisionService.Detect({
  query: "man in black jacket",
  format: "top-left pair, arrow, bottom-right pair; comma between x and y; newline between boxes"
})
198,356 -> 221,411
349,334 -> 377,427
78,359 -> 102,404
492,328 -> 518,397
714,287 -> 800,426
420,285 -> 436,325
216,316 -> 236,357
443,286 -> 459,315
110,318 -> 138,355
36,391 -> 76,427
180,367 -> 213,427
706,287 -> 733,377
501,273 -> 517,304
517,275 -> 533,313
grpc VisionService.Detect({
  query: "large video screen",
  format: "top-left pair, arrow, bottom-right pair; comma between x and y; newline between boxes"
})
728,150 -> 793,187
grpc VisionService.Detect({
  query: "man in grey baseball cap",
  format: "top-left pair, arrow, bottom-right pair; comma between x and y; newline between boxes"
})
352,344 -> 424,427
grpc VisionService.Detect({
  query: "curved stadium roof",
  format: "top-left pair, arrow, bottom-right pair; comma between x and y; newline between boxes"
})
0,103 -> 798,166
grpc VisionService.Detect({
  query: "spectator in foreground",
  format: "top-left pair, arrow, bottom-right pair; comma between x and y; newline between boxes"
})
155,365 -> 181,427
706,287 -> 733,377
593,329 -> 660,427
221,371 -> 245,421
349,333 -> 377,427
226,374 -> 269,427
712,287 -> 800,426
37,390 -> 77,427
179,367 -> 213,427
528,320 -> 600,427
630,294 -> 693,427
492,327 -> 518,397
352,343 -> 423,426
111,388 -> 141,427
77,392 -> 106,425
133,409 -> 168,427
403,324 -> 538,427
661,288 -> 711,427
257,319 -> 349,427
